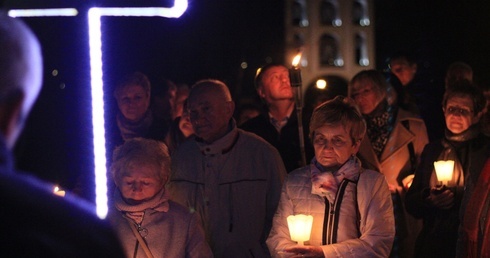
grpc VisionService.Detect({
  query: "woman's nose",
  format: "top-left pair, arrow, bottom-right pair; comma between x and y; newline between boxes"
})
132,182 -> 142,192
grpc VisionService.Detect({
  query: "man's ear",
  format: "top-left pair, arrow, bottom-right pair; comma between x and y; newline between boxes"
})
225,100 -> 235,118
257,87 -> 266,99
0,90 -> 25,147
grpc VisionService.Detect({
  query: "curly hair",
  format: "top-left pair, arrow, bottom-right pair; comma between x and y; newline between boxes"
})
309,95 -> 366,144
111,138 -> 171,184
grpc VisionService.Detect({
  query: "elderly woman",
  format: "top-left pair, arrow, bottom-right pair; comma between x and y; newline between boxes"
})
108,138 -> 212,258
266,96 -> 394,257
349,69 -> 428,258
405,80 -> 490,257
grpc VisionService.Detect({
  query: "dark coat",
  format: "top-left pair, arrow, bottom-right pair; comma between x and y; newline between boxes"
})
240,111 -> 313,173
405,133 -> 490,257
0,137 -> 124,257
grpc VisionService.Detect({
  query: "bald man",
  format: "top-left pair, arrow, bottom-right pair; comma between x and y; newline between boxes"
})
0,14 -> 124,256
168,79 -> 287,257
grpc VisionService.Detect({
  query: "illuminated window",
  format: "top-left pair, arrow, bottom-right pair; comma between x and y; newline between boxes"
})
292,0 -> 309,27
355,33 -> 369,66
320,0 -> 341,27
352,0 -> 370,26
319,34 -> 343,67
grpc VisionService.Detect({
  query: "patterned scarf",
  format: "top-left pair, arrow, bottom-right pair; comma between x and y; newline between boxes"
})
114,187 -> 170,224
116,110 -> 153,141
310,156 -> 361,204
364,100 -> 396,158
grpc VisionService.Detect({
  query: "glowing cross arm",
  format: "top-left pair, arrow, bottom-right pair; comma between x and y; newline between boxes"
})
9,0 -> 188,219
88,0 -> 188,219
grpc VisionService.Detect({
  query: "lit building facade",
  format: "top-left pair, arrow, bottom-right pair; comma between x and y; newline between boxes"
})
285,0 -> 375,102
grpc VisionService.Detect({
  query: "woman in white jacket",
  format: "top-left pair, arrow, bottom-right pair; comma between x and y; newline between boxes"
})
267,96 -> 395,258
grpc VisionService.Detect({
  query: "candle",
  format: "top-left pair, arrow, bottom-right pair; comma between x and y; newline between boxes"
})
433,160 -> 454,185
53,186 -> 66,197
287,214 -> 313,245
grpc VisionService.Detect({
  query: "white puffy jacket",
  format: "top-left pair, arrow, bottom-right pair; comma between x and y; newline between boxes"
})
267,158 -> 395,258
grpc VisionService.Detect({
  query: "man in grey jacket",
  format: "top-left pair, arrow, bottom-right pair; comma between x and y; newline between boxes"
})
168,79 -> 287,257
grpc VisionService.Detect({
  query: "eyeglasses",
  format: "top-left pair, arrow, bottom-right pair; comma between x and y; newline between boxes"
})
444,106 -> 473,116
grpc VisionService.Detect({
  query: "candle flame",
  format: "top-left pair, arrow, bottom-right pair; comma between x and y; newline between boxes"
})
292,54 -> 302,67
53,185 -> 66,197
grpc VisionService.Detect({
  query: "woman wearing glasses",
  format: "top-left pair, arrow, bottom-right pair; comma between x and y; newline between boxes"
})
349,69 -> 429,258
405,80 -> 490,257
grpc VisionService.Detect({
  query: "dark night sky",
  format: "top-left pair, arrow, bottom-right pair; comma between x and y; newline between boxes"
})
4,0 -> 490,202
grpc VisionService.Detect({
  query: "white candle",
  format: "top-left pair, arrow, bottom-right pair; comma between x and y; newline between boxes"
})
287,214 -> 313,245
433,160 -> 454,184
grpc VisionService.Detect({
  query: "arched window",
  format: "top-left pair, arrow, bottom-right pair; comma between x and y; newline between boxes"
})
320,0 -> 341,27
354,33 -> 369,66
292,0 -> 309,27
352,0 -> 370,26
319,34 -> 343,67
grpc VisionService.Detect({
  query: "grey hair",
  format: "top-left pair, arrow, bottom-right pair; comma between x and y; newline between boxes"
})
189,79 -> 232,102
111,138 -> 171,183
309,95 -> 366,144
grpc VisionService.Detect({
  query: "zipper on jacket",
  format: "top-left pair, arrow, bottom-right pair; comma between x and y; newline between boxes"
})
322,179 -> 356,245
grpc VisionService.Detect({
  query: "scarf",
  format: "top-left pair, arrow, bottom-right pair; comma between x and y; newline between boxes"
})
462,158 -> 490,258
114,187 -> 170,224
116,110 -> 153,141
310,156 -> 361,204
429,125 -> 480,191
364,100 -> 396,158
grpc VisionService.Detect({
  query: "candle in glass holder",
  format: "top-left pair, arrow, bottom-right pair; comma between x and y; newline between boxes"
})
287,214 -> 313,245
433,160 -> 454,185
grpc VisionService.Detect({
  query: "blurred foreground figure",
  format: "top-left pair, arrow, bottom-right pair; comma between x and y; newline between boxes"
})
461,157 -> 490,257
0,14 -> 124,257
168,79 -> 286,257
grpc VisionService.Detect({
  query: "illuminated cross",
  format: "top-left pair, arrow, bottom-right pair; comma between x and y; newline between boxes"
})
8,0 -> 188,219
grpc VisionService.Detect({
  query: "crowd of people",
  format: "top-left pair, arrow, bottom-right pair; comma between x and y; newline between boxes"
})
4,12 -> 490,258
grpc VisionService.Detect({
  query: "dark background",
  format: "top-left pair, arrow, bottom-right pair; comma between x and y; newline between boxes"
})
4,0 -> 490,203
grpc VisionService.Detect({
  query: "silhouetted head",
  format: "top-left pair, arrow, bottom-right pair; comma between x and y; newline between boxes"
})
0,14 -> 43,148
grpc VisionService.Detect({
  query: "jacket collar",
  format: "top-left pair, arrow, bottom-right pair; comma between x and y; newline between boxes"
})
196,119 -> 239,156
360,109 -> 416,165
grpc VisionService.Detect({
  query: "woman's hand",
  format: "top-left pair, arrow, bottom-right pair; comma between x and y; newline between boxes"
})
282,245 -> 325,258
426,187 -> 454,209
